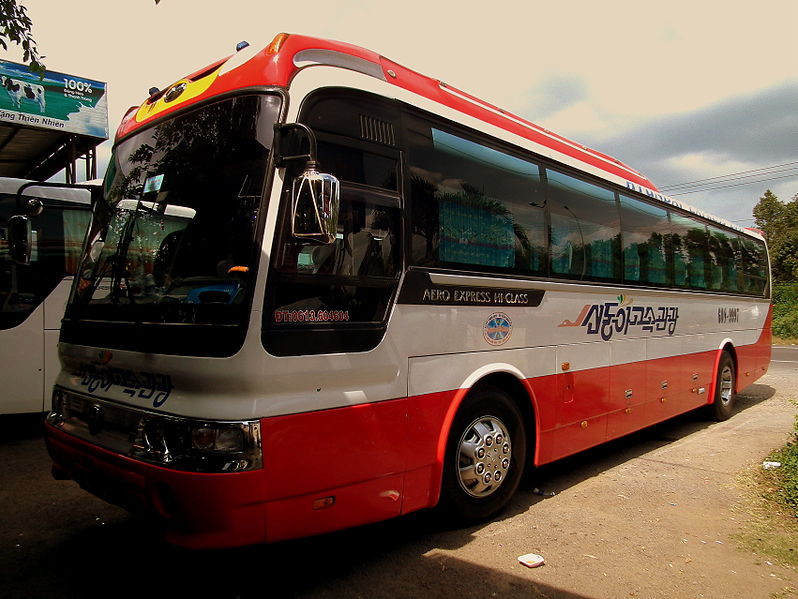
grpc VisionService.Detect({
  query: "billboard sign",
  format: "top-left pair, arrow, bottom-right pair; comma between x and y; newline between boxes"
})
0,60 -> 108,140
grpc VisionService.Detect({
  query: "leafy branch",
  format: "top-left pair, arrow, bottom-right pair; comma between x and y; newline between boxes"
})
0,0 -> 46,75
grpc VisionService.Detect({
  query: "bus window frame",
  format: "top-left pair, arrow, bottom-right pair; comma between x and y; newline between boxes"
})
399,98 -> 770,299
262,90 -> 405,356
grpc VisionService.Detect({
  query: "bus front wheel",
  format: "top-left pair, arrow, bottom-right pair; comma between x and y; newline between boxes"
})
440,386 -> 526,521
708,351 -> 736,421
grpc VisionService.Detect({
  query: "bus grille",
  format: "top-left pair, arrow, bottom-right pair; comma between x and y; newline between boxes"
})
52,391 -> 143,455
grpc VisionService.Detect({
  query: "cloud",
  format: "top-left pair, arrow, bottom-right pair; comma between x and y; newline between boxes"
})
587,80 -> 798,186
521,75 -> 589,120
571,81 -> 798,226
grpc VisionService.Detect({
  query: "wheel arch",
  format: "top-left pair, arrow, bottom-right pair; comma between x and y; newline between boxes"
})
429,366 -> 539,507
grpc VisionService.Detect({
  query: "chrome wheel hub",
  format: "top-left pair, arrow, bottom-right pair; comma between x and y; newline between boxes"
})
719,364 -> 734,405
456,415 -> 512,498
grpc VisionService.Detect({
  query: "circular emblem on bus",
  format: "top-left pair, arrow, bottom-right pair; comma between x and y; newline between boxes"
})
163,81 -> 187,103
484,312 -> 512,346
96,349 -> 113,365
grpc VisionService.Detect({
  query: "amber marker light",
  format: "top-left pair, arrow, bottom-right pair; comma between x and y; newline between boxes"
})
312,496 -> 335,510
266,33 -> 290,55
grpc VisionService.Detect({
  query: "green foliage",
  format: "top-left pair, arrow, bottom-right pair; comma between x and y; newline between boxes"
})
768,411 -> 798,511
753,189 -> 798,284
772,284 -> 798,339
772,310 -> 798,341
0,0 -> 45,75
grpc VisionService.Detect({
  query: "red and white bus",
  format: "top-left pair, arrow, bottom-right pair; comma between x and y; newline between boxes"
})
42,33 -> 771,548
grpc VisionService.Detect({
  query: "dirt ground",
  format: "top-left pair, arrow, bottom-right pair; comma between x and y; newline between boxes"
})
1,368 -> 796,599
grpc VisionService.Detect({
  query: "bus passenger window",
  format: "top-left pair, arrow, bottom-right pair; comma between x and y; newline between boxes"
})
406,123 -> 546,275
739,236 -> 768,296
546,169 -> 620,282
670,213 -> 709,289
708,225 -> 738,292
619,194 -> 670,286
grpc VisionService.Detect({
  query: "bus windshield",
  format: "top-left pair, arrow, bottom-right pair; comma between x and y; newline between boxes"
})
66,94 -> 279,334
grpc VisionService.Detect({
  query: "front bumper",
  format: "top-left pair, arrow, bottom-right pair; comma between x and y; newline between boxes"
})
46,423 -> 269,549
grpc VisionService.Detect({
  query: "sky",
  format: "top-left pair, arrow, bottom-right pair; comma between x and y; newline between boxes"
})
5,0 -> 797,227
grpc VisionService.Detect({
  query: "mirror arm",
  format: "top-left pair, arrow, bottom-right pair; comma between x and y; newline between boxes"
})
273,122 -> 319,168
9,181 -> 103,265
14,180 -> 103,216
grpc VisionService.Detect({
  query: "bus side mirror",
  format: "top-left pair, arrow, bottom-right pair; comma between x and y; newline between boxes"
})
8,214 -> 33,265
275,122 -> 341,245
291,160 -> 340,245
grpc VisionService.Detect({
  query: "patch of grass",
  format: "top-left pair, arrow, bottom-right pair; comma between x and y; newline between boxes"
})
767,416 -> 798,512
733,409 -> 798,569
732,467 -> 798,568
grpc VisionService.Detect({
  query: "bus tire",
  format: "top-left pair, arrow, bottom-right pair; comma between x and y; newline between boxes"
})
708,351 -> 736,421
440,386 -> 526,521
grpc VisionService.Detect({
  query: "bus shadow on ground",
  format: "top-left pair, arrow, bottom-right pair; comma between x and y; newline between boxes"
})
0,412 -> 46,443
15,528 -> 581,599
23,510 -> 596,599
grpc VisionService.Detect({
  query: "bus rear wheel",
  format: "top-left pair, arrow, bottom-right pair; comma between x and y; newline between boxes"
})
440,386 -> 526,521
708,351 -> 736,421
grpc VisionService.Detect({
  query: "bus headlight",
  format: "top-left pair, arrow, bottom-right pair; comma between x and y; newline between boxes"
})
132,417 -> 262,473
47,389 -> 262,473
192,425 -> 245,452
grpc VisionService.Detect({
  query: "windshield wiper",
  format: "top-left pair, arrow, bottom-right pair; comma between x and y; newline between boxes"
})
108,206 -> 140,305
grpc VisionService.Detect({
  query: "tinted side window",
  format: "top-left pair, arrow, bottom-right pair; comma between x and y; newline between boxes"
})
0,197 -> 90,330
271,146 -> 401,325
707,225 -> 739,292
618,194 -> 670,286
546,169 -> 620,282
407,121 -> 546,275
670,213 -> 710,289
317,140 -> 397,191
264,89 -> 403,355
739,236 -> 768,296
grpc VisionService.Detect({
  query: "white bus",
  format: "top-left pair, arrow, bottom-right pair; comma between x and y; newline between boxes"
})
0,178 -> 92,414
41,34 -> 771,548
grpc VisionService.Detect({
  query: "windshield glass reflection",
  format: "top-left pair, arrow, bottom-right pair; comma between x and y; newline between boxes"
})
69,94 -> 280,326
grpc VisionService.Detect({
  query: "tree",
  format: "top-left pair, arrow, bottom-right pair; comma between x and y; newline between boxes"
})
753,189 -> 798,283
0,0 -> 45,74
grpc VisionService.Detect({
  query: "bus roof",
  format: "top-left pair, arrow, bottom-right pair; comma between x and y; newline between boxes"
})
119,34 -> 655,188
0,177 -> 92,205
116,33 -> 763,242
